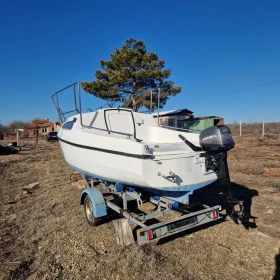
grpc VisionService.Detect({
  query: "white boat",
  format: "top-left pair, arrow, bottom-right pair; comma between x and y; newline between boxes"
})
53,82 -> 236,205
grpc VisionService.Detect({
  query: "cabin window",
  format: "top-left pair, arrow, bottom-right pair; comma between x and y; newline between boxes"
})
62,121 -> 75,130
105,110 -> 134,136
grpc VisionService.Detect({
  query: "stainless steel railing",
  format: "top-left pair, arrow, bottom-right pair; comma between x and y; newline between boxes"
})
52,82 -> 134,138
52,82 -> 197,138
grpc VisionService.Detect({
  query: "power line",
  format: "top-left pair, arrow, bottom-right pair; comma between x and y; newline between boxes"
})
188,62 -> 276,90
191,79 -> 280,104
0,103 -> 53,106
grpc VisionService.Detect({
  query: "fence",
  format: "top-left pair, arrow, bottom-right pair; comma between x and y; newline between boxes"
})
228,120 -> 280,137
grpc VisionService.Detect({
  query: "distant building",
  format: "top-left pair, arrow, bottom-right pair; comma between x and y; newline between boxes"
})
177,116 -> 224,131
152,109 -> 194,127
152,109 -> 223,132
25,119 -> 61,137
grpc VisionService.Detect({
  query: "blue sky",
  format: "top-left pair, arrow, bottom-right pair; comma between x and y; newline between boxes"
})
0,0 -> 279,124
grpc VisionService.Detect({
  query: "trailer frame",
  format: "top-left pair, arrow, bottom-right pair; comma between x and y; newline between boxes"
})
80,176 -> 222,245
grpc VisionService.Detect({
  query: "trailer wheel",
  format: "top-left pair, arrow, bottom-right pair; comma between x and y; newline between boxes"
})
84,195 -> 101,226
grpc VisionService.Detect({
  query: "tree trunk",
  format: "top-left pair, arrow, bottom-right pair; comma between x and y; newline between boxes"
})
132,98 -> 137,112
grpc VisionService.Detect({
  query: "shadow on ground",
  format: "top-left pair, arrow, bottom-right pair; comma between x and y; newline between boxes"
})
191,181 -> 258,229
274,250 -> 280,280
0,145 -> 19,155
99,180 -> 259,246
156,181 -> 259,245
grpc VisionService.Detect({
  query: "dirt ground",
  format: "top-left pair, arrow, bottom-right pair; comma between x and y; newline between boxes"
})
1,134 -> 280,280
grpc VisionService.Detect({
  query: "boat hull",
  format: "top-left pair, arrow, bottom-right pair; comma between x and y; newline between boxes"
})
59,137 -> 217,192
58,109 -> 217,202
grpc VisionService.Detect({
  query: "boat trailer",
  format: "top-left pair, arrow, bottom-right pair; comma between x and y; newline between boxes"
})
80,177 -> 223,245
78,125 -> 246,245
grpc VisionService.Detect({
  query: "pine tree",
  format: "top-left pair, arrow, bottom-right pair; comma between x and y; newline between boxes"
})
82,38 -> 181,111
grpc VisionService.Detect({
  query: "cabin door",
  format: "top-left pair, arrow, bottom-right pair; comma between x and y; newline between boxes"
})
105,110 -> 134,137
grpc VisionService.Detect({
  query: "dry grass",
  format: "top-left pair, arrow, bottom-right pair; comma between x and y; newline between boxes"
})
1,137 -> 280,280
228,122 -> 280,137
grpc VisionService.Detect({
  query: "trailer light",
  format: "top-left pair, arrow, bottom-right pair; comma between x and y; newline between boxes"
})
146,230 -> 153,240
210,210 -> 218,219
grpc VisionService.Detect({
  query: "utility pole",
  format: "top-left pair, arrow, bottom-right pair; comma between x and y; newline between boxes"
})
157,88 -> 160,125
150,90 -> 153,113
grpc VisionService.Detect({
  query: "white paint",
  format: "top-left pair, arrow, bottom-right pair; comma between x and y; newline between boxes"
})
58,109 -> 217,190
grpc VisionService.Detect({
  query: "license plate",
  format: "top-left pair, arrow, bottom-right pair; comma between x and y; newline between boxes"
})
167,216 -> 197,232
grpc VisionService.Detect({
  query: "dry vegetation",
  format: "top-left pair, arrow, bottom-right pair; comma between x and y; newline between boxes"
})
228,122 -> 280,137
1,127 -> 280,279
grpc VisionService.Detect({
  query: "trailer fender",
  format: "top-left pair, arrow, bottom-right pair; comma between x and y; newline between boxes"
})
80,188 -> 107,218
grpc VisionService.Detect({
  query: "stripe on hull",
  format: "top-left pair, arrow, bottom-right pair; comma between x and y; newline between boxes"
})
58,137 -> 153,159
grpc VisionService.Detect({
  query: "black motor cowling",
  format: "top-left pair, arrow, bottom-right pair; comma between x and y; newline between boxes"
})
199,125 -> 234,152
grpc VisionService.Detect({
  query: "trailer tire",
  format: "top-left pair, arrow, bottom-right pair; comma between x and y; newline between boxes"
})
84,195 -> 101,226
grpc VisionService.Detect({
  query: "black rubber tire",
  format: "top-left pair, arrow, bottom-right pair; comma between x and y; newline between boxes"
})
84,195 -> 101,226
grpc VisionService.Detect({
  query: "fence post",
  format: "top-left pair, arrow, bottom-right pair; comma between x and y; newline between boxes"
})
240,120 -> 242,137
262,118 -> 265,137
17,130 -> 20,146
35,129 -> 39,145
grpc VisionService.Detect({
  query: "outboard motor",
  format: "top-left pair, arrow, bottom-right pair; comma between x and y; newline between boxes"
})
200,125 -> 244,220
179,125 -> 245,221
199,125 -> 234,152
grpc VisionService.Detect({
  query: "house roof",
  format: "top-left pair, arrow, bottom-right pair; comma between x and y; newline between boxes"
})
151,108 -> 193,117
191,116 -> 223,120
25,124 -> 40,129
33,119 -> 50,124
25,119 -> 61,130
25,122 -> 52,129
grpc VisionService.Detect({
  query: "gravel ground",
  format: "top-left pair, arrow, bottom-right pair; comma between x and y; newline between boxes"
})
0,136 -> 280,280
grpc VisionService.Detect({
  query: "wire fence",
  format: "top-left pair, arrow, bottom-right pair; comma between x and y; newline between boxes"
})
228,120 -> 280,137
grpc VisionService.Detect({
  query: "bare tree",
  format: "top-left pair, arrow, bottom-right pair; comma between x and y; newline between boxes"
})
6,120 -> 29,136
0,122 -> 7,140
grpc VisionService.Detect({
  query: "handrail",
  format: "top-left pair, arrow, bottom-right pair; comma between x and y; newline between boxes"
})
73,85 -> 80,113
62,109 -> 78,115
51,82 -> 80,123
52,82 -> 134,138
51,82 -> 79,97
